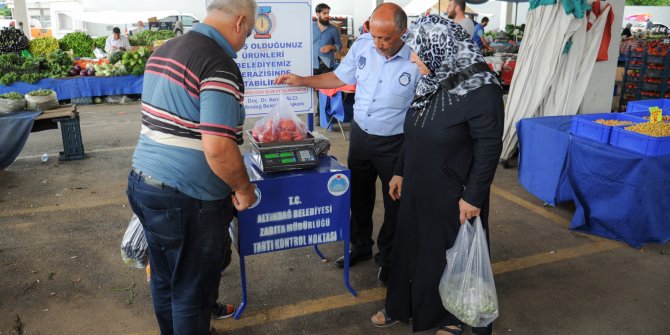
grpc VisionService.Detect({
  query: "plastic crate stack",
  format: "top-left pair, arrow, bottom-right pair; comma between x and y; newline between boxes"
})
618,45 -> 670,112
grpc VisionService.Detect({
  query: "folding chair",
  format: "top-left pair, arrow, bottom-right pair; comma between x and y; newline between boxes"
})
319,91 -> 353,140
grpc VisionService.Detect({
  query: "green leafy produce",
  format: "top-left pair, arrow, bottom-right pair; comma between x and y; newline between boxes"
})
20,73 -> 44,84
0,92 -> 24,100
109,51 -> 124,64
60,32 -> 95,58
1,72 -> 19,86
27,89 -> 55,97
28,37 -> 60,57
0,27 -> 29,53
41,50 -> 73,78
0,53 -> 22,69
130,30 -> 175,46
94,36 -> 107,50
93,62 -> 127,77
122,47 -> 151,76
441,275 -> 498,327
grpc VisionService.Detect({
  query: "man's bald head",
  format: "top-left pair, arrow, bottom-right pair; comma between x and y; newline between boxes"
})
368,3 -> 408,59
370,3 -> 407,33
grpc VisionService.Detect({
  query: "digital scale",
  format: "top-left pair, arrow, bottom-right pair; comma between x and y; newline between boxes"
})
248,130 -> 319,172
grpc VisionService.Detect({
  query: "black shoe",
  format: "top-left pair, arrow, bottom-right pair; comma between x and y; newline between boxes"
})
377,266 -> 389,286
334,249 -> 372,268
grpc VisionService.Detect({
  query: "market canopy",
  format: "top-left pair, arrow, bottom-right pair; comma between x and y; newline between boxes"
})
63,10 -> 181,25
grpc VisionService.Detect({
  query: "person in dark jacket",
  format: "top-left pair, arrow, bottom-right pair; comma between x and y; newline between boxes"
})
370,15 -> 504,335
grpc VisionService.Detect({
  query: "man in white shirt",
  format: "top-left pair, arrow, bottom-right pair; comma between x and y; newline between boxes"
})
447,0 -> 474,35
105,27 -> 131,54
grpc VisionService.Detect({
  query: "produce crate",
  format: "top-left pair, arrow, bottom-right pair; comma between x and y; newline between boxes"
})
570,113 -> 645,143
626,99 -> 670,113
625,111 -> 670,122
57,116 -> 85,161
610,126 -> 670,156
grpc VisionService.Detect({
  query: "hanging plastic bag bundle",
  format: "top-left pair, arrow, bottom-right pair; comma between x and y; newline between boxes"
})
439,217 -> 499,327
120,213 -> 149,269
252,93 -> 307,142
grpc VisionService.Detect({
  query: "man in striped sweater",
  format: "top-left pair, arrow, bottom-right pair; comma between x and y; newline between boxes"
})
126,0 -> 257,333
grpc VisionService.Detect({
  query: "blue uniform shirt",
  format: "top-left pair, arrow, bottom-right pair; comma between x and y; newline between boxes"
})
312,21 -> 342,69
334,33 -> 418,136
473,23 -> 485,50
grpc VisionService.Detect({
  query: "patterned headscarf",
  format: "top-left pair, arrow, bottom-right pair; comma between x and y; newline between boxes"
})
402,15 -> 500,110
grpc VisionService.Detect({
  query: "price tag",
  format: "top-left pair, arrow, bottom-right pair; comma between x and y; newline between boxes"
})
663,39 -> 670,44
649,107 -> 662,124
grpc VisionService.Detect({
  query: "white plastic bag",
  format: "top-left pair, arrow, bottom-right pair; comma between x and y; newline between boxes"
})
439,217 -> 499,327
251,93 -> 307,142
120,213 -> 148,269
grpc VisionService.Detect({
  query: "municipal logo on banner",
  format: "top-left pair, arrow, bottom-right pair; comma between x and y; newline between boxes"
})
248,187 -> 262,209
399,72 -> 411,86
327,174 -> 350,196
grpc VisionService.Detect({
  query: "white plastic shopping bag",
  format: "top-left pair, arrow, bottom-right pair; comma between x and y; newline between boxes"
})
120,213 -> 148,269
439,217 -> 499,327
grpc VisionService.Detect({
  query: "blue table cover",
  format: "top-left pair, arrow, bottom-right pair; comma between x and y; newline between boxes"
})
0,75 -> 143,100
0,111 -> 41,169
568,136 -> 670,248
517,116 -> 574,205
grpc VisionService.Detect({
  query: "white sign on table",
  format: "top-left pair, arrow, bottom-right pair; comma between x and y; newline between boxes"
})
233,0 -> 313,117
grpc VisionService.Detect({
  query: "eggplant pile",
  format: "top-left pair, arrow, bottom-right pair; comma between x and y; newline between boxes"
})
68,64 -> 95,77
0,27 -> 29,53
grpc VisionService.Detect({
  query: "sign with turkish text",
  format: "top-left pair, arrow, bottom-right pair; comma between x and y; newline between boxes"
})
236,0 -> 313,116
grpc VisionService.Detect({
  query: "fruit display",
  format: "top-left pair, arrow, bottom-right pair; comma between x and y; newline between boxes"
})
625,123 -> 670,137
594,119 -> 635,126
0,27 -> 29,54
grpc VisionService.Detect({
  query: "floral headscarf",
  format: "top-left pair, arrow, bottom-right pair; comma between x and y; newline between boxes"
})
402,15 -> 500,110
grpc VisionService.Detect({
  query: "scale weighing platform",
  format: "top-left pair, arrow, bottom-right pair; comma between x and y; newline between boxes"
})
248,131 -> 319,172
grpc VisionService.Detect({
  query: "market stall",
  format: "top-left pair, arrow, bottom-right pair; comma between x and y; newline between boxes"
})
0,75 -> 143,100
0,27 -> 165,102
517,105 -> 670,248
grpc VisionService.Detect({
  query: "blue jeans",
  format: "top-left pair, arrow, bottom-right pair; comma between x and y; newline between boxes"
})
127,170 -> 233,335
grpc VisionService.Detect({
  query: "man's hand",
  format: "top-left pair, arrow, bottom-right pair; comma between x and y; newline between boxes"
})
320,45 -> 335,53
389,175 -> 403,201
232,183 -> 257,211
120,47 -> 127,51
459,198 -> 481,225
275,73 -> 304,86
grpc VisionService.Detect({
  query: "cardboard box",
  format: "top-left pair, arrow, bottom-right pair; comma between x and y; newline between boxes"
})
616,66 -> 624,82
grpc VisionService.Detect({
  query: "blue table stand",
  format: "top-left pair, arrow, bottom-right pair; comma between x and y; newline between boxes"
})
232,155 -> 358,319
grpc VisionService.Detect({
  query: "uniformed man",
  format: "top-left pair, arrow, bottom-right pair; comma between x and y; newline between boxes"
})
275,2 -> 418,285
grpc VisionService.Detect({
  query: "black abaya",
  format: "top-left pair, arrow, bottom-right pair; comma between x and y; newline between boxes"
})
385,84 -> 504,333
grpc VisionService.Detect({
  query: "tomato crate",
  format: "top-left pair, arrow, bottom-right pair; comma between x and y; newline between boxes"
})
610,126 -> 670,156
570,113 -> 646,143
